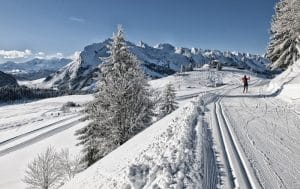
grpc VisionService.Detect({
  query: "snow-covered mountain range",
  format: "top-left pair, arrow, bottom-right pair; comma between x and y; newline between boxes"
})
43,39 -> 270,90
0,58 -> 72,80
0,71 -> 18,87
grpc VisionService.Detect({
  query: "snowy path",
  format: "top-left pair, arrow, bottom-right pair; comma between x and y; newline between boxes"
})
220,92 -> 300,189
208,78 -> 300,189
0,116 -> 82,157
214,98 -> 261,189
0,114 -> 78,147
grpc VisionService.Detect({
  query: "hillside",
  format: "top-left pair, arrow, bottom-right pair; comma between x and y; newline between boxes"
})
268,59 -> 300,103
60,67 -> 300,189
43,39 -> 270,90
0,58 -> 72,80
0,71 -> 18,87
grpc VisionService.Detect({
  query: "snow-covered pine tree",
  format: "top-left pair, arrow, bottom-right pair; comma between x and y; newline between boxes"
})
267,0 -> 300,70
74,121 -> 100,167
160,83 -> 178,117
75,25 -> 154,167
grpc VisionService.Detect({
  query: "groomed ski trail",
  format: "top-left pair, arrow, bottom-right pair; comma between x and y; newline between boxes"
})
0,116 -> 83,157
214,97 -> 261,189
0,114 -> 79,147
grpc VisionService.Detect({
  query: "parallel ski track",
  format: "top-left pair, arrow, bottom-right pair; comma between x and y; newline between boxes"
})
0,114 -> 79,147
0,117 -> 82,157
214,93 -> 261,189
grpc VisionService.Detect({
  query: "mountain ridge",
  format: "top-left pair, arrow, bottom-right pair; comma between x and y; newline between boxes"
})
0,58 -> 72,80
41,39 -> 270,90
0,70 -> 18,87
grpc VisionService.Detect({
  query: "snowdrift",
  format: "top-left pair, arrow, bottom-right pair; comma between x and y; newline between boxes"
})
61,94 -> 218,189
268,59 -> 300,102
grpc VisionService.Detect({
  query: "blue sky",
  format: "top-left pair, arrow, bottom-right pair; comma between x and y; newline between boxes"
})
0,0 -> 277,63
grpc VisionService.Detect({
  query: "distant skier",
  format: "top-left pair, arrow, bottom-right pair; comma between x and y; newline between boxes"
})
242,75 -> 250,93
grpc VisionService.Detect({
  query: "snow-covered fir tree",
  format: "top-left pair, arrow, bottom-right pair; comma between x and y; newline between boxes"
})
160,83 -> 178,117
267,0 -> 300,70
76,25 -> 154,167
74,122 -> 100,166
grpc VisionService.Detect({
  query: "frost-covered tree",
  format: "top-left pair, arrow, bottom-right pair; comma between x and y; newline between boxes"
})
23,147 -> 81,189
76,25 -> 154,167
57,148 -> 82,181
75,121 -> 101,166
267,0 -> 300,70
23,147 -> 63,189
160,83 -> 178,117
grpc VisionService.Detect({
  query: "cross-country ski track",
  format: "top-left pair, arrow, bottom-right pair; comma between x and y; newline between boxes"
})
207,77 -> 300,188
0,114 -> 79,147
0,115 -> 83,157
212,97 -> 261,189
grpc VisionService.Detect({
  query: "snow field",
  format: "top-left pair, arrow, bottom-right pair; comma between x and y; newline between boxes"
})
1,67 -> 300,189
0,95 -> 93,189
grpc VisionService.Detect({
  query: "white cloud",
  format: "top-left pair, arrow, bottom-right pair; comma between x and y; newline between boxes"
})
67,51 -> 81,60
34,52 -> 46,59
69,16 -> 85,23
0,49 -> 32,59
0,49 -> 80,63
37,52 -> 45,56
49,52 -> 63,59
34,52 -> 64,59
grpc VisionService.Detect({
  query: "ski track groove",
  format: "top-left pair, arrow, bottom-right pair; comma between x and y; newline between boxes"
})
214,84 -> 261,188
0,114 -> 79,147
212,100 -> 234,189
216,99 -> 251,189
0,119 -> 81,157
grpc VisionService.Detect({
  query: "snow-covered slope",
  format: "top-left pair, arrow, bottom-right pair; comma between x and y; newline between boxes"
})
60,68 -> 300,189
43,39 -> 270,90
0,71 -> 18,87
1,68 -> 299,188
268,59 -> 300,102
0,95 -> 93,189
0,58 -> 72,80
61,95 -> 218,189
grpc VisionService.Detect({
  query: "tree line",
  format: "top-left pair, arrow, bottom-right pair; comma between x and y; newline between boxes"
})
0,86 -> 89,103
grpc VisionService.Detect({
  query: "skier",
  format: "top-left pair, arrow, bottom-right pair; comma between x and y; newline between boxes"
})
242,75 -> 250,93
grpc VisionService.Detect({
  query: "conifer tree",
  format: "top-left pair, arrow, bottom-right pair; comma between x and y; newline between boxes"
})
267,0 -> 300,70
76,25 -> 154,167
160,83 -> 178,117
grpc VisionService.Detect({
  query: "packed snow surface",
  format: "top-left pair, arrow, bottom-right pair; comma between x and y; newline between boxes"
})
1,67 -> 300,189
0,95 -> 93,189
